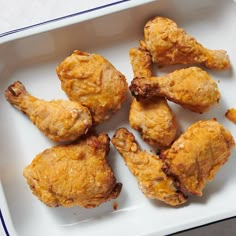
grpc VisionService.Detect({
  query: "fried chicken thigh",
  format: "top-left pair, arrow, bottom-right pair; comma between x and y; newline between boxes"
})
143,17 -> 230,69
129,46 -> 177,148
161,120 -> 235,196
5,81 -> 92,142
56,50 -> 128,124
130,67 -> 220,113
112,128 -> 187,206
23,133 -> 122,208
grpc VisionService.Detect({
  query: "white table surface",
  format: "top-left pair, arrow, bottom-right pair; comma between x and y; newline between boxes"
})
0,1 -> 235,236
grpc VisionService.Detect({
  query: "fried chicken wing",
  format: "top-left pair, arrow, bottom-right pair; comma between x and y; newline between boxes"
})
112,128 -> 187,206
56,50 -> 128,124
130,67 -> 220,113
5,81 -> 92,142
143,16 -> 230,69
23,133 -> 122,208
161,120 -> 235,196
129,46 -> 177,148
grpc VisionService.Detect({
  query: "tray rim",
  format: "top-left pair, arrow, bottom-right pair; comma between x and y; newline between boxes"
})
0,182 -> 18,236
0,0 -> 157,44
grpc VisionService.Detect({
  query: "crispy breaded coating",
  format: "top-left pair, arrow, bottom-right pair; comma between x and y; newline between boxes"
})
129,97 -> 177,148
144,16 -> 230,69
225,108 -> 236,124
112,128 -> 187,206
130,67 -> 220,113
161,120 -> 235,196
56,50 -> 128,124
5,81 -> 92,142
23,133 -> 122,208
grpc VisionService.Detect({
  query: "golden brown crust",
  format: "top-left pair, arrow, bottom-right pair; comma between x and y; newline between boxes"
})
112,128 -> 187,206
161,120 -> 235,196
129,67 -> 220,113
56,50 -> 128,124
144,16 -> 230,69
23,133 -> 122,208
5,81 -> 92,142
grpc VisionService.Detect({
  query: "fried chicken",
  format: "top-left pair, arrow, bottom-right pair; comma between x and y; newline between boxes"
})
56,50 -> 128,124
143,16 -> 230,69
225,108 -> 236,124
23,133 -> 122,208
161,120 -> 235,196
129,46 -> 177,148
5,81 -> 92,142
111,128 -> 187,206
130,67 -> 220,113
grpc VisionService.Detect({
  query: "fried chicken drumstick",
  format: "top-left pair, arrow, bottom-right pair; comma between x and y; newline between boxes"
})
129,46 -> 152,78
24,133 -> 122,208
161,120 -> 235,196
129,46 -> 177,148
129,97 -> 177,148
56,50 -> 128,124
130,67 -> 220,113
5,81 -> 92,142
112,128 -> 187,206
143,16 -> 230,69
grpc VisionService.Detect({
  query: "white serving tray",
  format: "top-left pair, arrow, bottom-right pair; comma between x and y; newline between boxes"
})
0,0 -> 236,235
